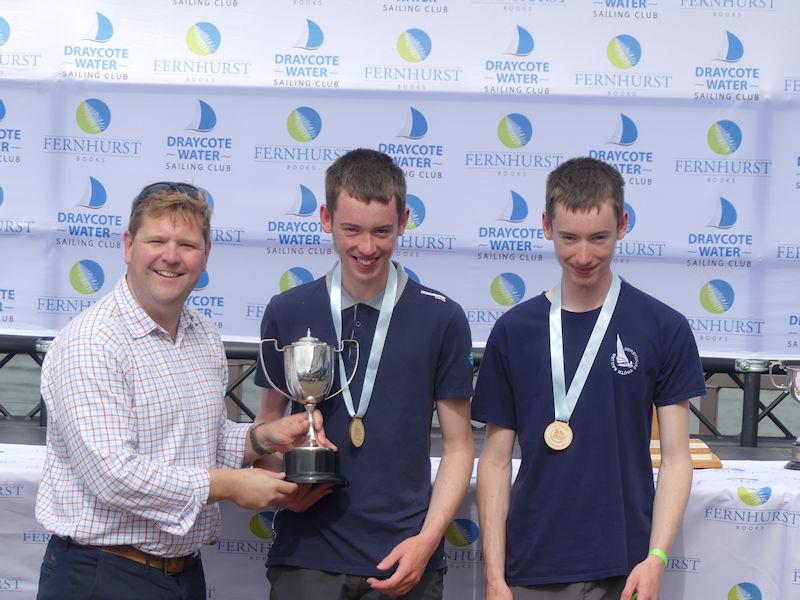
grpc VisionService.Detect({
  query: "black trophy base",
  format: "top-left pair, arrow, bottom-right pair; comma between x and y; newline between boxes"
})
284,446 -> 347,486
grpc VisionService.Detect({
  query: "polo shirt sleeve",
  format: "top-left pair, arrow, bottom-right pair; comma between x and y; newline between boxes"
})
434,306 -> 474,400
471,321 -> 517,430
653,316 -> 707,407
254,300 -> 287,390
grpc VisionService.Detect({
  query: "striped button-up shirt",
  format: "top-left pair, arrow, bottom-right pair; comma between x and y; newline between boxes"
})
36,277 -> 248,557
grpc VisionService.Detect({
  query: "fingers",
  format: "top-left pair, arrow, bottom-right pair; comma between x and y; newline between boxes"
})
313,410 -> 338,451
281,483 -> 334,512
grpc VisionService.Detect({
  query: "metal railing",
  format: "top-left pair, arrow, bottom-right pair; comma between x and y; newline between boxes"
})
0,336 -> 796,447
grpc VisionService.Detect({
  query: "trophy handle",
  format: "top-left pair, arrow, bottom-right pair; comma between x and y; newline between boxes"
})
327,339 -> 360,400
768,361 -> 788,391
258,338 -> 294,402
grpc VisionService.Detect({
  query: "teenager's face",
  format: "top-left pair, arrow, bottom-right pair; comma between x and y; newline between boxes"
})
543,202 -> 627,294
321,192 -> 409,299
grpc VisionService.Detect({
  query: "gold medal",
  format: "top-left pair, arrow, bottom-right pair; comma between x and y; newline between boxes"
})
544,420 -> 573,451
349,417 -> 365,448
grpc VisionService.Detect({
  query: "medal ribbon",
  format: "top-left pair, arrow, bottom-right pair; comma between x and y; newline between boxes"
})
549,274 -> 621,423
330,261 -> 398,419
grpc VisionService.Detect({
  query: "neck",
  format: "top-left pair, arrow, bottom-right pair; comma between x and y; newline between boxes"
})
341,262 -> 391,303
560,271 -> 613,312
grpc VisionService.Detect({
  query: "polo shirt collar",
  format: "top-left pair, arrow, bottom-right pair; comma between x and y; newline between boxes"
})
115,276 -> 199,340
325,261 -> 408,310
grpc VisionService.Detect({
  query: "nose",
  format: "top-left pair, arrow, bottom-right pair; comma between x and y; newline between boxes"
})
161,242 -> 180,264
574,242 -> 592,265
357,233 -> 376,256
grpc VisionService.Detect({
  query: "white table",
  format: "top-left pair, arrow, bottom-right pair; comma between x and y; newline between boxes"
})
2,445 -> 799,599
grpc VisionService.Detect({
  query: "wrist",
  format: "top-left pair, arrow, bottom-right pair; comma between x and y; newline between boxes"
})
648,547 -> 668,568
249,423 -> 274,456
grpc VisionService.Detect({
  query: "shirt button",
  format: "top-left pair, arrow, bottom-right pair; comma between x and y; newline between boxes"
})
355,321 -> 361,327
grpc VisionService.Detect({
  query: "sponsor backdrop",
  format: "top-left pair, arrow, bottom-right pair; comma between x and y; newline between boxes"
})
3,446 -> 800,599
1,0 -> 799,360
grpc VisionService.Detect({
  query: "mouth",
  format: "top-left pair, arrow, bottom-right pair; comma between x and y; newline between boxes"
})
572,266 -> 595,277
354,256 -> 378,269
154,269 -> 182,279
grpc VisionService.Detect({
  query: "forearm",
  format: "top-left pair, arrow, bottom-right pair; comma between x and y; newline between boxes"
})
420,440 -> 474,545
477,452 -> 511,584
650,452 -> 692,553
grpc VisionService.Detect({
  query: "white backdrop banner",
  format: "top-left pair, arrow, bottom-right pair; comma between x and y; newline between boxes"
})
1,0 -> 799,358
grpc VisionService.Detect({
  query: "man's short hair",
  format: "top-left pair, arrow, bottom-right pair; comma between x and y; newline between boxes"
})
128,182 -> 212,244
545,157 -> 625,223
325,148 -> 406,221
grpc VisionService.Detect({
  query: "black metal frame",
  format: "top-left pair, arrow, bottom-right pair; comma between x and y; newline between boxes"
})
1,337 -> 796,446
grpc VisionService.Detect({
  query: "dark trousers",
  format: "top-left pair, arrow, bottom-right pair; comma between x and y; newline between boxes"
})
267,565 -> 444,600
36,535 -> 206,600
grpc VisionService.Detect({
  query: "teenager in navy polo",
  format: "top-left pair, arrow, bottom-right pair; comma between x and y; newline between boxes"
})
473,157 -> 706,600
254,149 -> 474,600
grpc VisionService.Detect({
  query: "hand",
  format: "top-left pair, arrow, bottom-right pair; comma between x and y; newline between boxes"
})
621,554 -> 664,600
228,469 -> 299,511
485,578 -> 514,600
257,410 -> 337,454
278,483 -> 334,512
367,533 -> 437,597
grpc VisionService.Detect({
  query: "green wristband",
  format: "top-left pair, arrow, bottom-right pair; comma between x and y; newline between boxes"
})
648,548 -> 668,567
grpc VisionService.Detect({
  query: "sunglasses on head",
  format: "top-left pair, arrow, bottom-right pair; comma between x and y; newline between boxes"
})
132,181 -> 204,209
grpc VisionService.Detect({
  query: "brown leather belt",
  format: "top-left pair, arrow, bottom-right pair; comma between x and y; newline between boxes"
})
58,536 -> 198,574
96,545 -> 199,574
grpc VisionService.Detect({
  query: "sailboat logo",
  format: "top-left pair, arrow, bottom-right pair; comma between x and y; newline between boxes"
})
187,100 -> 217,133
611,335 -> 638,375
297,19 -> 324,50
717,31 -> 743,63
399,107 -> 428,140
707,197 -> 736,229
287,185 -> 317,217
498,191 -> 528,223
505,25 -> 533,57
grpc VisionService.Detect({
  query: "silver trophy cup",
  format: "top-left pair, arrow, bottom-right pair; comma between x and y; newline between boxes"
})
769,361 -> 800,470
259,329 -> 358,485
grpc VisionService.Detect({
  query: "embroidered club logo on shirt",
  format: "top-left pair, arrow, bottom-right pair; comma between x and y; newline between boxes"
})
611,334 -> 639,375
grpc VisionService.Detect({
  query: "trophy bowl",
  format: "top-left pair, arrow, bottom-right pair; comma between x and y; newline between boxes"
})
769,361 -> 800,470
260,330 -> 357,485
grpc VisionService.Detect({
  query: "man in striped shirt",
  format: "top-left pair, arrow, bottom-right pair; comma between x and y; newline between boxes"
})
35,182 -> 329,600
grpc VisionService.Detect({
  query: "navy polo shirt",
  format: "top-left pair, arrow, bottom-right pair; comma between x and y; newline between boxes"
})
472,280 -> 706,586
254,267 -> 473,577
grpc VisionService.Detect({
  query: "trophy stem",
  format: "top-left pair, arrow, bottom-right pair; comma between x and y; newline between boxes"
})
305,404 -> 317,447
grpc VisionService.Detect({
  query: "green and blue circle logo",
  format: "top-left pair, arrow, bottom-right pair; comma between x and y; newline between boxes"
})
737,486 -> 771,507
0,98 -> 6,121
287,106 -> 322,142
279,267 -> 313,292
249,510 -> 275,540
397,28 -> 431,63
491,273 -> 525,306
607,34 -> 641,69
700,279 -> 734,314
406,194 -> 426,230
707,120 -> 742,155
186,22 -> 221,56
497,113 -> 532,149
70,260 -> 105,295
727,582 -> 761,600
0,17 -> 9,47
445,519 -> 480,547
76,99 -> 111,135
